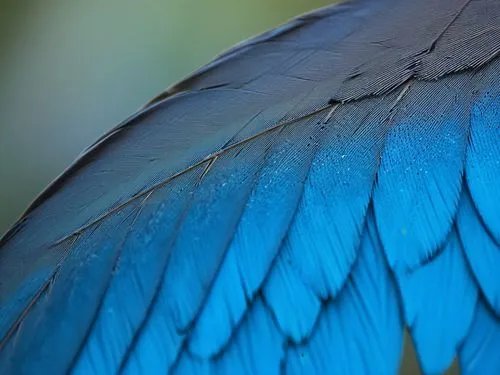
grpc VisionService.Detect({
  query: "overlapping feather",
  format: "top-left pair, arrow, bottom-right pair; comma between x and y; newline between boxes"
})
0,0 -> 499,374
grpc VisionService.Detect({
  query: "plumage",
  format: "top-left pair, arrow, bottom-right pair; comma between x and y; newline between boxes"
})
188,115 -> 322,358
1,0 -> 499,374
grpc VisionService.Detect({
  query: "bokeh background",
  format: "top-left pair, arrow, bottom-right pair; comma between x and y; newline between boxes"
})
0,0 -> 333,236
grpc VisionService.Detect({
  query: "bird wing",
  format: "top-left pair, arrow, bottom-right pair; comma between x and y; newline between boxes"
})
0,0 -> 499,374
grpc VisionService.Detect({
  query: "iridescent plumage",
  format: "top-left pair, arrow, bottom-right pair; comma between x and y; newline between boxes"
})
1,0 -> 499,373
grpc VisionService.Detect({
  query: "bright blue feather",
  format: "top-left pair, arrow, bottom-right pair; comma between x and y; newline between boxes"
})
70,170 -> 203,375
0,206 -> 138,375
285,211 -> 403,375
466,92 -> 500,243
460,300 -> 500,375
176,298 -> 283,375
396,229 -> 477,374
374,77 -> 470,271
457,189 -> 500,314
263,250 -> 322,344
213,298 -> 284,375
285,96 -> 389,299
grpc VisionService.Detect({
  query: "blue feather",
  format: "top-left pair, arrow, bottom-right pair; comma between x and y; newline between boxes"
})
457,189 -> 500,314
175,354 -> 212,375
285,211 -> 403,375
70,170 -> 203,375
0,205 -> 138,375
1,1 -> 499,374
0,241 -> 70,348
120,141 -> 274,373
263,249 -> 322,344
466,92 -> 500,243
460,300 -> 500,375
213,298 -> 283,375
188,94 -> 392,355
396,229 -> 477,374
175,298 -> 283,375
375,77 -> 470,271
284,96 -> 390,300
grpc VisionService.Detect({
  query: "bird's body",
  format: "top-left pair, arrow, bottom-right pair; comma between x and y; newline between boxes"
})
0,0 -> 499,374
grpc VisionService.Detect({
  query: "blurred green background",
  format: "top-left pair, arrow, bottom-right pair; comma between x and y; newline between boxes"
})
0,0 -> 332,236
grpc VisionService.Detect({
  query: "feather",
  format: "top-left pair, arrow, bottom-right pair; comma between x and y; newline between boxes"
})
283,96 -> 391,300
70,169 -> 203,375
0,0 -> 499,374
174,298 -> 283,375
0,205 -> 139,375
119,138 -> 278,374
285,211 -> 403,374
374,75 -> 471,271
457,188 -> 500,314
262,249 -> 322,344
465,89 -> 500,243
460,299 -> 500,375
396,229 -> 477,374
417,0 -> 500,79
